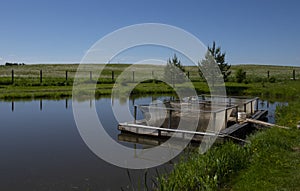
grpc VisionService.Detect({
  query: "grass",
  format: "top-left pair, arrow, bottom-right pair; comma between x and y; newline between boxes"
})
157,119 -> 300,191
157,142 -> 250,191
0,64 -> 299,100
1,64 -> 300,190
227,127 -> 300,191
156,80 -> 300,190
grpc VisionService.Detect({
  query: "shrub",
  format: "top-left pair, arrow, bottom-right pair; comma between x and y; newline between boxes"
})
235,69 -> 246,83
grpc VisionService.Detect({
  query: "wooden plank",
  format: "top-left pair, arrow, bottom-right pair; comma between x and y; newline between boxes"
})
118,123 -> 225,137
246,118 -> 290,129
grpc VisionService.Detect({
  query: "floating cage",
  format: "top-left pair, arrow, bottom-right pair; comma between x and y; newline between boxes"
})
135,95 -> 259,133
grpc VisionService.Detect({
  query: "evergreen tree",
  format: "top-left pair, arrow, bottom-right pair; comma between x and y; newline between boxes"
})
164,54 -> 186,86
199,41 -> 231,82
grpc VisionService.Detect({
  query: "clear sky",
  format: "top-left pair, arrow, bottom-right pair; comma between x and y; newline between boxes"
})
0,0 -> 299,66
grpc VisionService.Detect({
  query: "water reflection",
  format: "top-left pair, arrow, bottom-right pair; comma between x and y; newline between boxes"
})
0,96 -> 174,190
0,96 -> 287,190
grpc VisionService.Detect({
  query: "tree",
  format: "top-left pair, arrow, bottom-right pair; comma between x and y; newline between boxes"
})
199,41 -> 231,82
164,54 -> 186,86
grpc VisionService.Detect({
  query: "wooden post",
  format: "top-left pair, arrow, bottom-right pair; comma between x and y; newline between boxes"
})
267,71 -> 270,79
250,101 -> 253,114
40,70 -> 42,84
134,106 -> 137,124
256,98 -> 259,112
225,109 -> 228,128
111,71 -> 114,81
11,69 -> 14,84
213,112 -> 216,131
235,106 -> 239,123
293,69 -> 296,80
244,103 -> 246,112
132,71 -> 135,82
65,70 -> 68,81
187,71 -> 190,79
168,110 -> 172,129
152,71 -> 154,78
90,71 -> 92,81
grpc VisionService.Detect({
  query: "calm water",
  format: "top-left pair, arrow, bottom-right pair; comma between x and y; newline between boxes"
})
0,96 -> 285,190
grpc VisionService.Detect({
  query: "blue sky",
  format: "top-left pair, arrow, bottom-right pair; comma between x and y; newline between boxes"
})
0,0 -> 299,66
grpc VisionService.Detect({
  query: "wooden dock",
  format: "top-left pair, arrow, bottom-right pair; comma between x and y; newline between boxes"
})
118,110 -> 268,142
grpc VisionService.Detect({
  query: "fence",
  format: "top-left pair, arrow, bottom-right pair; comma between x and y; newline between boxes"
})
0,65 -> 299,85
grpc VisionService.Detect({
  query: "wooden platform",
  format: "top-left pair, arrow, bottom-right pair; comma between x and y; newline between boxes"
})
118,110 -> 268,143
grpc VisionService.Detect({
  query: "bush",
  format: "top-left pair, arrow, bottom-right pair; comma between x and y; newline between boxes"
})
235,69 -> 246,83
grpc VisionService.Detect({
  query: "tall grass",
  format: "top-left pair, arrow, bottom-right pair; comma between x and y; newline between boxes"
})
157,142 -> 250,191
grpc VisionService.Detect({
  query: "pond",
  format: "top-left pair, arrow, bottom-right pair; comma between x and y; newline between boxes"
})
0,96 -> 285,190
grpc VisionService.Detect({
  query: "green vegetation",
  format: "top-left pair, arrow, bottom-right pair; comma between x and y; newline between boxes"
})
164,54 -> 186,84
1,64 -> 299,100
157,127 -> 300,191
1,63 -> 300,190
235,68 -> 246,83
157,142 -> 249,190
156,66 -> 300,190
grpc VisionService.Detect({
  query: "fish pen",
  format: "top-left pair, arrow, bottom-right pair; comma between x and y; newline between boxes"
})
118,95 -> 264,142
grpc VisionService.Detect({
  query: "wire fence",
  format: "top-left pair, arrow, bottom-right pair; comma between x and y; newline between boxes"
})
0,65 -> 299,85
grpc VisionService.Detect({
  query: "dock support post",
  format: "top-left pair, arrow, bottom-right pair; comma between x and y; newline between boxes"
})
134,106 -> 137,124
235,105 -> 238,123
251,101 -> 253,114
225,109 -> 228,128
213,112 -> 216,132
256,98 -> 259,112
168,110 -> 172,129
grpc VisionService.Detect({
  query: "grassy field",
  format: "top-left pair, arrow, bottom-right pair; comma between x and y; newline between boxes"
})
0,64 -> 299,100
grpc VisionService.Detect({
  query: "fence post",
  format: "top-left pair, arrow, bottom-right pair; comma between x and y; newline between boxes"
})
11,69 -> 14,84
152,71 -> 154,79
90,71 -> 92,81
132,71 -> 135,82
267,71 -> 270,79
65,70 -> 68,81
40,70 -> 42,83
293,69 -> 296,80
187,71 -> 190,79
112,71 -> 114,81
